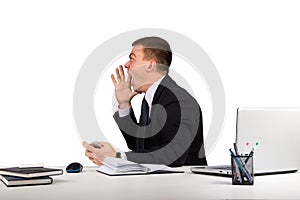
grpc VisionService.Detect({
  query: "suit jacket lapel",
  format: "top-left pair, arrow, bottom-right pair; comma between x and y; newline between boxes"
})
152,75 -> 176,104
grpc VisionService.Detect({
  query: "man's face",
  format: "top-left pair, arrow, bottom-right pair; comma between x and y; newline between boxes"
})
124,45 -> 151,92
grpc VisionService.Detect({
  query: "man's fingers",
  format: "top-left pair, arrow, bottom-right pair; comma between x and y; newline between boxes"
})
93,159 -> 102,166
90,156 -> 103,166
82,141 -> 96,153
89,157 -> 102,166
111,74 -> 117,86
83,141 -> 104,166
99,142 -> 109,146
85,150 -> 94,158
115,68 -> 121,81
119,65 -> 125,80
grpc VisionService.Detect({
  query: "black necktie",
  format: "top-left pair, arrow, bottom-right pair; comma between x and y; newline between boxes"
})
137,97 -> 149,151
139,97 -> 149,126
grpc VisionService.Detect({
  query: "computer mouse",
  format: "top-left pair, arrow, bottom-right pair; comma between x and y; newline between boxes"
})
66,162 -> 83,173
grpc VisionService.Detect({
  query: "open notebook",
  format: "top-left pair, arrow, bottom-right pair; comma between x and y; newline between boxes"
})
191,108 -> 300,177
97,157 -> 184,176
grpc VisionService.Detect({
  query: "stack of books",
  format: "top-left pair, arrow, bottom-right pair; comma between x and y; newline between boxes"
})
0,166 -> 63,187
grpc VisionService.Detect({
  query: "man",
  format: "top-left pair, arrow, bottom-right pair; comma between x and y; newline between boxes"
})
83,37 -> 207,167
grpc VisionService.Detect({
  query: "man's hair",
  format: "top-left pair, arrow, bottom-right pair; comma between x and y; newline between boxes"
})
132,37 -> 172,73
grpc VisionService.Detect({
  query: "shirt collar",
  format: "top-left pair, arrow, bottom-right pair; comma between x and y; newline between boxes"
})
144,75 -> 166,106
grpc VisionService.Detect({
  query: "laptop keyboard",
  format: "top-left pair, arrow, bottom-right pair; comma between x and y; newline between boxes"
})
207,165 -> 231,170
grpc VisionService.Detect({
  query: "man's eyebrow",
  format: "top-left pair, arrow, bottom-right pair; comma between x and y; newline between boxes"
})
129,53 -> 136,59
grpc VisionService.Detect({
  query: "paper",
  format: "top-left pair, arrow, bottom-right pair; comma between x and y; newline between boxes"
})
19,162 -> 44,168
97,157 -> 184,176
102,157 -> 149,172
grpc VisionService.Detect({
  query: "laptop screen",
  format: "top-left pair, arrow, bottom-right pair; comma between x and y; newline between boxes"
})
236,107 -> 300,173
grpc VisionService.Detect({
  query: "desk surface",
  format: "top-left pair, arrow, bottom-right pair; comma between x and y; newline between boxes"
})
1,166 -> 300,200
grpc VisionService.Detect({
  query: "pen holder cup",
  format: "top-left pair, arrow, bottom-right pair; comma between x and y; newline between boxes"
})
231,155 -> 254,185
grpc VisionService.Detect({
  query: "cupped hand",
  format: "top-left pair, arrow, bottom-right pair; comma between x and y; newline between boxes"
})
111,65 -> 138,109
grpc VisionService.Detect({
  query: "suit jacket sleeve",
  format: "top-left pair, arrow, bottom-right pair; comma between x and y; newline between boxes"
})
113,110 -> 138,151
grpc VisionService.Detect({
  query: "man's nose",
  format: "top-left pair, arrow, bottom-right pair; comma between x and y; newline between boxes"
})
124,61 -> 130,69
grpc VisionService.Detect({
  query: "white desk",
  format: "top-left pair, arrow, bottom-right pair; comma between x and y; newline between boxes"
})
1,166 -> 300,199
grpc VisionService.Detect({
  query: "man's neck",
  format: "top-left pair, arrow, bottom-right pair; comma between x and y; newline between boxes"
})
143,74 -> 166,93
143,75 -> 166,108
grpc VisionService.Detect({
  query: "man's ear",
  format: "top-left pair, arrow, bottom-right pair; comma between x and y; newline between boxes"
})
146,60 -> 156,72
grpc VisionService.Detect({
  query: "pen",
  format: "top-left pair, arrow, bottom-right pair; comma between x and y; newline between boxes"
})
232,143 -> 243,182
233,142 -> 245,165
233,163 -> 243,183
229,148 -> 252,182
245,142 -> 259,163
243,142 -> 250,155
233,142 -> 239,156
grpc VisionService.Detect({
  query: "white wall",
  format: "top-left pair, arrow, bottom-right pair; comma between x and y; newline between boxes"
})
1,0 -> 300,167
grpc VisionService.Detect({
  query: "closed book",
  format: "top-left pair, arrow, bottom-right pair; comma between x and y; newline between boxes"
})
0,167 -> 63,178
0,174 -> 53,187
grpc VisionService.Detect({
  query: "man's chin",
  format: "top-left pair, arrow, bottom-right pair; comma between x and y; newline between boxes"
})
134,88 -> 142,93
133,86 -> 143,93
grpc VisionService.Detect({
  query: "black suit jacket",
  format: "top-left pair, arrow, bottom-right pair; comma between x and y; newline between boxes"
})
113,75 -> 207,167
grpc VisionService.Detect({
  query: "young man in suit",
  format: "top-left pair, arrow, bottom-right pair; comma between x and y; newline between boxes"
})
83,37 -> 207,167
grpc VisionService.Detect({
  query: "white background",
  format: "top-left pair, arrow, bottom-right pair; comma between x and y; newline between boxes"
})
1,0 -> 300,167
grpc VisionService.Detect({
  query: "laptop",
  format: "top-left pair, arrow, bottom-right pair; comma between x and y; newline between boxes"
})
191,107 -> 300,177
